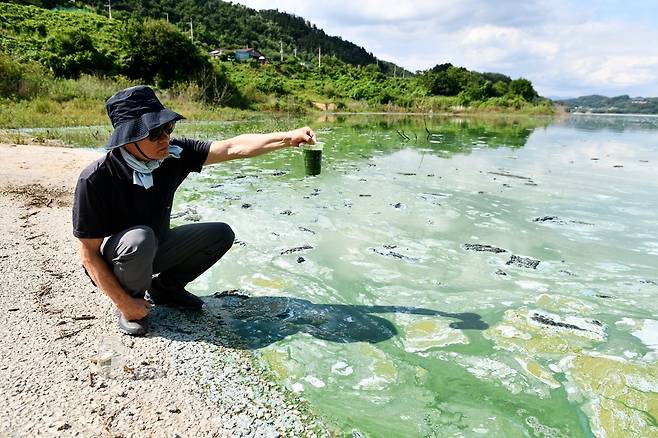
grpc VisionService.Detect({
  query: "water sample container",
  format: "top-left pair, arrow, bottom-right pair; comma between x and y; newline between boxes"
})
302,143 -> 324,176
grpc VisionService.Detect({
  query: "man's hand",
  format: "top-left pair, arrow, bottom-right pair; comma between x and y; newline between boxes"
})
119,296 -> 151,321
285,126 -> 317,147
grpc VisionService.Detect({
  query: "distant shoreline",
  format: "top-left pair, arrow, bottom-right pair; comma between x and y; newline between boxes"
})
568,112 -> 658,118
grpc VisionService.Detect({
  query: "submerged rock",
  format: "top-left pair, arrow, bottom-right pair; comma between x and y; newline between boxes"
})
506,255 -> 540,269
484,306 -> 607,355
533,216 -> 593,226
531,313 -> 592,332
371,247 -> 420,262
464,243 -> 507,253
280,245 -> 313,255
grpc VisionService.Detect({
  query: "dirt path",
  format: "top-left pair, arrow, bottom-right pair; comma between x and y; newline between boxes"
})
0,143 -> 327,437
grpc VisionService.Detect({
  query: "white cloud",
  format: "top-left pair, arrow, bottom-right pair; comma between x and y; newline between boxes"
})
231,0 -> 658,96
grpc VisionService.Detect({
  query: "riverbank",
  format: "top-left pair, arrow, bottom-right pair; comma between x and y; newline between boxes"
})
0,142 -> 330,437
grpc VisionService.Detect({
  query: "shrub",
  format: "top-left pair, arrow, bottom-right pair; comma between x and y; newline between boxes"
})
0,52 -> 46,99
44,28 -> 113,78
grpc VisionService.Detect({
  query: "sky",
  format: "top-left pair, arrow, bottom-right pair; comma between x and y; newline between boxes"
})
230,0 -> 658,98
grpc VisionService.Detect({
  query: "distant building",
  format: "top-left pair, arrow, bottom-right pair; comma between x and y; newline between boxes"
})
209,48 -> 267,63
234,48 -> 267,63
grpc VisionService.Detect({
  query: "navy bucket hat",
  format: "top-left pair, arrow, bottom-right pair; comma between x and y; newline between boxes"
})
104,85 -> 184,149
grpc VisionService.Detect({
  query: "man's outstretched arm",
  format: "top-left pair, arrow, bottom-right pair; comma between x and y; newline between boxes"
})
204,126 -> 316,165
78,238 -> 150,321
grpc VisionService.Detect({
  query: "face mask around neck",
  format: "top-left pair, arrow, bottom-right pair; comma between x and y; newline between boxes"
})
119,144 -> 183,189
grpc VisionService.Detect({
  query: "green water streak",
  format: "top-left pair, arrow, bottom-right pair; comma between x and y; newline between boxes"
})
168,114 -> 658,437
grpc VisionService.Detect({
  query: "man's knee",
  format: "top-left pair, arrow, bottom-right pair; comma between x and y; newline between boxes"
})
115,226 -> 158,261
208,222 -> 234,255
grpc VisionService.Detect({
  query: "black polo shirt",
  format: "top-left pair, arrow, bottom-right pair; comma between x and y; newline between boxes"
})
72,138 -> 211,239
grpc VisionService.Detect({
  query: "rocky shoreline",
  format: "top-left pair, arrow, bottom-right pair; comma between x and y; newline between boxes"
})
0,143 -> 329,437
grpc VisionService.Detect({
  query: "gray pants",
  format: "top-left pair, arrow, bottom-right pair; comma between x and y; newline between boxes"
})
100,223 -> 234,297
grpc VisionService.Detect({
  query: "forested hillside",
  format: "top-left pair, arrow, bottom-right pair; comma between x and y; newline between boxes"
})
0,1 -> 551,118
5,0 -> 405,74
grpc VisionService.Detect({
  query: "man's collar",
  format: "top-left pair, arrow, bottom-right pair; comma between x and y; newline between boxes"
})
107,147 -> 135,182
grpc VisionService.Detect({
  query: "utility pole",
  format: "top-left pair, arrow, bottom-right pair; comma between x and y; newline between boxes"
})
165,12 -> 169,23
294,45 -> 297,58
189,19 -> 194,43
106,0 -> 112,19
280,40 -> 283,62
318,47 -> 321,68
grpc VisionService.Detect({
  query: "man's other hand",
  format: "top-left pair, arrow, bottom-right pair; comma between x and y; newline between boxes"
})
120,297 -> 151,321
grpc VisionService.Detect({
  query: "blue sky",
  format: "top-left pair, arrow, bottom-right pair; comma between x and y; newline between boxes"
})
231,0 -> 658,98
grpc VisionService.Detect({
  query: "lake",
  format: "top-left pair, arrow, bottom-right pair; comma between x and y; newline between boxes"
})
38,114 -> 658,436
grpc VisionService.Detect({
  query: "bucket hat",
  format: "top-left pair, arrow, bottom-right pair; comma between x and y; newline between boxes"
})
104,85 -> 184,149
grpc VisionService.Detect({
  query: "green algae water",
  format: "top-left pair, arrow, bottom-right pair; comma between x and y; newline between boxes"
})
302,143 -> 323,176
175,114 -> 658,437
38,114 -> 658,436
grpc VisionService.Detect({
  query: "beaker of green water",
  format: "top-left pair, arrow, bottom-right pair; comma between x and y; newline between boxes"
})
301,143 -> 323,176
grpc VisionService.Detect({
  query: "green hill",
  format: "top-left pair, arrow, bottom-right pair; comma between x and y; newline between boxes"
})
557,95 -> 658,114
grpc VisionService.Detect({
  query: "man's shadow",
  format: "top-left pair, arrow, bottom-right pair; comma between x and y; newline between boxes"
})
151,291 -> 489,349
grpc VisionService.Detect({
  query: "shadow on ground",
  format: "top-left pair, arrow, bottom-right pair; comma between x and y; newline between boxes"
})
149,292 -> 488,349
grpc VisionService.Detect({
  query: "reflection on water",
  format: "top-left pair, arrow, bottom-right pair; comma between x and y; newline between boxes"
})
31,114 -> 658,436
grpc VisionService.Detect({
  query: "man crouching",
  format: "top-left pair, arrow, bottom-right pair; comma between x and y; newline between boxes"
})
73,85 -> 316,336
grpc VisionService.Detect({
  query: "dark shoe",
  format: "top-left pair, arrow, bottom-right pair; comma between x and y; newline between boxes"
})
117,311 -> 148,336
147,287 -> 204,310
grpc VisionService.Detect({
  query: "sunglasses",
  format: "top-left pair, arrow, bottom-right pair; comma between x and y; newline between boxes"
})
148,122 -> 175,141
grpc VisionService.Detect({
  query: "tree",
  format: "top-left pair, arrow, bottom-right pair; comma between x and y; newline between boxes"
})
508,78 -> 537,101
421,66 -> 469,96
125,19 -> 208,88
492,80 -> 508,97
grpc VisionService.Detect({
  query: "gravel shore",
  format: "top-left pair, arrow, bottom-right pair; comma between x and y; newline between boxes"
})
0,143 -> 330,437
